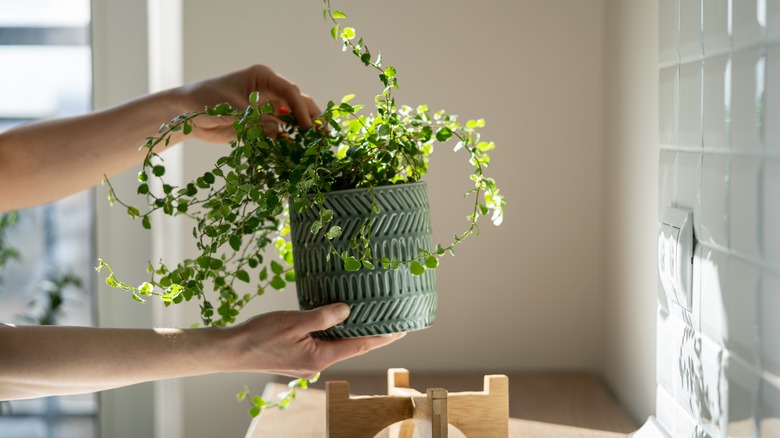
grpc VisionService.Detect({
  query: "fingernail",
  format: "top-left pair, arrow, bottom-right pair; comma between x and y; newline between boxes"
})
334,303 -> 350,320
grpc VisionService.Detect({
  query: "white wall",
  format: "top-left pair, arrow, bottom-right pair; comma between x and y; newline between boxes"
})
174,1 -> 607,436
602,0 -> 659,424
91,0 -> 156,436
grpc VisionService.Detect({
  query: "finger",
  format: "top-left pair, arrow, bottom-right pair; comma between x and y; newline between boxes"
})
264,72 -> 314,130
295,303 -> 351,334
301,94 -> 322,119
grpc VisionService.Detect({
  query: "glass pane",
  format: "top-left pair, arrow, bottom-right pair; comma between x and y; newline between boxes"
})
0,46 -> 91,120
0,0 -> 97,436
0,418 -> 47,438
0,0 -> 89,27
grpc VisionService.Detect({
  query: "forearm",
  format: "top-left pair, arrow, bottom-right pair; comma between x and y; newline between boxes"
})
0,323 -> 234,400
0,88 -> 190,212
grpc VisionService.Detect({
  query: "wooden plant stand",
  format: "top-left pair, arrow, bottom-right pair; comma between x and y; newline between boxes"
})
326,368 -> 509,438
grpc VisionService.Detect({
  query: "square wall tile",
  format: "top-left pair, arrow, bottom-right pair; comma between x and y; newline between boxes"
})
692,244 -> 704,331
770,0 -> 780,40
697,246 -> 729,343
676,151 -> 701,213
657,384 -> 677,434
764,160 -> 780,266
767,44 -> 780,150
726,257 -> 760,366
731,48 -> 764,150
698,335 -> 725,432
762,270 -> 780,379
669,315 -> 698,415
660,66 -> 679,146
730,157 -> 762,259
680,61 -> 703,148
703,0 -> 730,55
760,378 -> 780,436
681,0 -> 703,60
700,154 -> 730,247
658,312 -> 675,395
661,0 -> 681,65
733,0 -> 764,49
702,55 -> 730,149
724,357 -> 759,438
660,150 -> 676,221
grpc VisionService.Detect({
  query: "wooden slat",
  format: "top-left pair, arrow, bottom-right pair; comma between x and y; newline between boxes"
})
247,371 -> 639,438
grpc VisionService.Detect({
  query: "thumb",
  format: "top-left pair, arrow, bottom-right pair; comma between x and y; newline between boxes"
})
300,303 -> 350,333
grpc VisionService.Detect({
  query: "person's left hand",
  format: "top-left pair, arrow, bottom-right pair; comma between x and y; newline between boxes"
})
225,303 -> 406,379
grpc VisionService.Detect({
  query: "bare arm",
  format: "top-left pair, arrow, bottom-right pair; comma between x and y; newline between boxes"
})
0,303 -> 403,400
0,64 -> 320,212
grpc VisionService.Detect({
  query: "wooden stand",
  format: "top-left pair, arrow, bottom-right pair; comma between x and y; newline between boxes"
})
326,368 -> 509,438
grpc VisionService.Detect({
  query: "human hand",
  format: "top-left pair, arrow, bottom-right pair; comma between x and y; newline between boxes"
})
227,303 -> 405,379
177,64 -> 321,143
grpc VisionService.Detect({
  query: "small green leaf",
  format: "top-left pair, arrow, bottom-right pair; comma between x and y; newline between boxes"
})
271,260 -> 284,275
436,127 -> 452,142
330,26 -> 338,41
183,122 -> 192,135
127,206 -> 141,218
325,226 -> 342,240
236,270 -> 250,283
137,171 -> 148,182
209,258 -> 223,270
270,276 -> 286,290
105,277 -> 118,287
424,255 -> 439,269
410,261 -> 425,276
310,220 -> 323,234
332,10 -> 347,18
321,209 -> 334,223
249,91 -> 260,105
384,66 -> 397,78
152,165 -> 166,177
249,406 -> 262,418
343,256 -> 361,272
142,216 -> 152,230
138,282 -> 154,296
341,27 -> 356,40
284,270 -> 296,282
362,260 -> 375,270
229,235 -> 242,251
466,119 -> 486,129
341,93 -> 355,103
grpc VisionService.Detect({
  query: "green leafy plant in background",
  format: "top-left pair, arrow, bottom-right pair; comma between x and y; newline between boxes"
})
98,0 -> 504,416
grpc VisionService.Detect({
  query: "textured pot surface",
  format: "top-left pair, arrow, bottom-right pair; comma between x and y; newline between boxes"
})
289,182 -> 437,338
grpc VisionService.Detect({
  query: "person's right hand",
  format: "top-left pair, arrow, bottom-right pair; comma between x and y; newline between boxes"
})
176,64 -> 322,144
226,303 -> 405,379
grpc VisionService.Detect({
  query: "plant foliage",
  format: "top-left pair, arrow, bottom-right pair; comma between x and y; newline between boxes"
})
98,0 -> 504,416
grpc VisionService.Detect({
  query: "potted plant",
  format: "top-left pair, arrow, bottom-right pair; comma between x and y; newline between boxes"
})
98,0 -> 504,413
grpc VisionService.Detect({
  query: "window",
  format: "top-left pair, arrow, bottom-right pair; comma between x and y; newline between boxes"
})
0,1 -> 98,437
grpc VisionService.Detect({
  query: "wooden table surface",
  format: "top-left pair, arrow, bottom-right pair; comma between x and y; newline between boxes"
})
246,371 -> 637,437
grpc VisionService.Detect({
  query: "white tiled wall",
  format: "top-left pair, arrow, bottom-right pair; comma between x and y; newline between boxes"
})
658,0 -> 780,436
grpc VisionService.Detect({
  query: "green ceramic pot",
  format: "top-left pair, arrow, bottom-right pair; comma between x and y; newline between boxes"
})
289,181 -> 437,339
